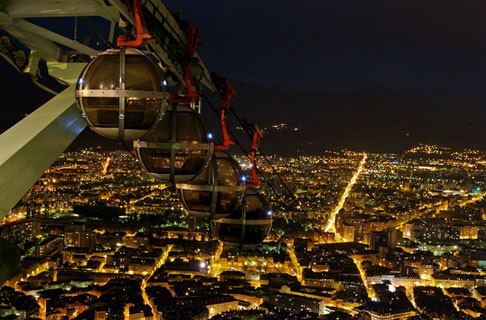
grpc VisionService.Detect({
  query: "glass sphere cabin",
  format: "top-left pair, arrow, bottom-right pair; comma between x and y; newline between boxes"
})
176,151 -> 246,219
212,188 -> 272,249
133,104 -> 213,183
75,47 -> 167,140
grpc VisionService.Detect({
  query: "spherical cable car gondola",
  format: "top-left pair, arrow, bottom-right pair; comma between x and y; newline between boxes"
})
212,188 -> 272,250
176,151 -> 246,219
133,103 -> 213,183
75,47 -> 168,141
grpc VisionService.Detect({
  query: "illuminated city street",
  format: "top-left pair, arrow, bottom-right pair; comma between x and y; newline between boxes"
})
325,153 -> 367,233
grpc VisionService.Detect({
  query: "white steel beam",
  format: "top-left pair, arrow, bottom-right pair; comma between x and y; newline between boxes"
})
0,85 -> 86,218
47,62 -> 88,85
5,0 -> 119,21
13,19 -> 100,57
0,13 -> 62,61
0,16 -> 99,61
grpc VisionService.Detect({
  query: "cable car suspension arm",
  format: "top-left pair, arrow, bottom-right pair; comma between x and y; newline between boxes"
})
169,21 -> 202,104
116,0 -> 152,47
212,74 -> 236,150
244,121 -> 263,187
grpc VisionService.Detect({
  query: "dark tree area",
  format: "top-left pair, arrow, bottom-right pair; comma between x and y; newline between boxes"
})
0,238 -> 21,284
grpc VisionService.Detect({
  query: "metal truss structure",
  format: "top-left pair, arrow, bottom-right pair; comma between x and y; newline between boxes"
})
0,0 -> 216,218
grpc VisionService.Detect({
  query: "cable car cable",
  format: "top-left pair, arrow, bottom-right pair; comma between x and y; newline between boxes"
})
215,96 -> 335,248
201,93 -> 332,251
227,112 -> 334,248
81,17 -> 114,49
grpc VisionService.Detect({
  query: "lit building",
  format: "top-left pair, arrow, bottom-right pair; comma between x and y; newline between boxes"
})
65,231 -> 97,252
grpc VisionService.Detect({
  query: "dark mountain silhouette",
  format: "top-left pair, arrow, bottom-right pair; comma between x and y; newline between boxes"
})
230,80 -> 484,154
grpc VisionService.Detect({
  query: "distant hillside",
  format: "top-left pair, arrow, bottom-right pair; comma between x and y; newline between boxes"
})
229,81 -> 484,154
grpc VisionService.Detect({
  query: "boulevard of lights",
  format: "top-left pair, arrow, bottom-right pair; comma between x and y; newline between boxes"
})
0,144 -> 485,319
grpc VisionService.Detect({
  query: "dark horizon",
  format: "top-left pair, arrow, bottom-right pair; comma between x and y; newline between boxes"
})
0,62 -> 483,155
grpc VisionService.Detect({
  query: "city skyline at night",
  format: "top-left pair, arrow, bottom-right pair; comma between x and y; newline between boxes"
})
0,1 -> 484,319
0,143 -> 485,319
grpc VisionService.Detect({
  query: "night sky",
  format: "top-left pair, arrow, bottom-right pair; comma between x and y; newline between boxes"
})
165,0 -> 485,154
0,1 -> 484,154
